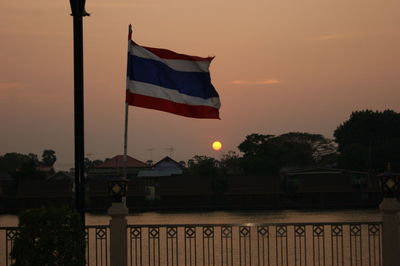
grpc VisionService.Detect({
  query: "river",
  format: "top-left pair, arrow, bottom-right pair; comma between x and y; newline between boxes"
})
0,208 -> 382,226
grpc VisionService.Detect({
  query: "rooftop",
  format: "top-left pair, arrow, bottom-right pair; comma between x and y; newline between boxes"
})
96,155 -> 148,169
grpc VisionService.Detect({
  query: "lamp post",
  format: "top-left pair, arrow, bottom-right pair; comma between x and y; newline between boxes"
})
378,165 -> 400,266
69,0 -> 89,226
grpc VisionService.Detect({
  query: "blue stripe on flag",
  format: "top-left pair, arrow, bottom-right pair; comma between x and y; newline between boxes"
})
128,55 -> 219,99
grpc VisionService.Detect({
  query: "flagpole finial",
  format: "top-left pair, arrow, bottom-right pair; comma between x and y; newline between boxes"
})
128,24 -> 133,40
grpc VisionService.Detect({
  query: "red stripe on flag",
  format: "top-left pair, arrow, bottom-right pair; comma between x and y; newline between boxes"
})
126,91 -> 220,119
131,41 -> 214,62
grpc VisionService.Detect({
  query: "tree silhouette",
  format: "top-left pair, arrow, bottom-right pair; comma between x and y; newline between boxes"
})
334,109 -> 400,171
84,157 -> 103,171
238,132 -> 336,174
186,155 -> 219,176
41,150 -> 57,167
0,153 -> 39,174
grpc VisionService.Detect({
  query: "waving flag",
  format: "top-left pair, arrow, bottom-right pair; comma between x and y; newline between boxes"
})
126,38 -> 220,119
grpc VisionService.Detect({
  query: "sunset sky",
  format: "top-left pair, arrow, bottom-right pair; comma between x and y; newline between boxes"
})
1,0 -> 399,170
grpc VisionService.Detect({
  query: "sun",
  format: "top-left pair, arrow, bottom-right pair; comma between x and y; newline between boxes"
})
212,141 -> 222,151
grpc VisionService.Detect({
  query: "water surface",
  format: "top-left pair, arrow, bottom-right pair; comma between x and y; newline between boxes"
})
0,209 -> 381,226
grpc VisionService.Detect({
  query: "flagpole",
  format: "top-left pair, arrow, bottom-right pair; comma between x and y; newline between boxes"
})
123,25 -> 132,180
123,102 -> 128,179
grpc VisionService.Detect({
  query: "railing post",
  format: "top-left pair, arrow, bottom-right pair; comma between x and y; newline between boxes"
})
378,169 -> 400,266
108,202 -> 128,266
379,198 -> 400,266
107,179 -> 129,266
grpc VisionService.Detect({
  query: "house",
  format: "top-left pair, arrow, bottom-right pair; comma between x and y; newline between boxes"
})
88,155 -> 149,179
36,165 -> 55,178
281,167 -> 368,192
47,171 -> 74,181
85,155 -> 148,209
137,156 -> 185,201
137,156 -> 184,178
280,167 -> 371,207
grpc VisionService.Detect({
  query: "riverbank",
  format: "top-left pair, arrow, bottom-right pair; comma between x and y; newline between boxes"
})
1,190 -> 381,214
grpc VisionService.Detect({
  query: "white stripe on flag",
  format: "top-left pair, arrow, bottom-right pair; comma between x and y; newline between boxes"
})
127,80 -> 221,108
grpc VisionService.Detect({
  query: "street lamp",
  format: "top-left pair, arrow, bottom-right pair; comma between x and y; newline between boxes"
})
379,164 -> 400,199
69,0 -> 90,16
108,179 -> 128,203
69,0 -> 89,226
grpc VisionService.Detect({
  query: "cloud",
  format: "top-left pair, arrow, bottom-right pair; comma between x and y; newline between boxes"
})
0,82 -> 24,91
0,82 -> 61,102
0,28 -> 65,37
311,33 -> 364,41
0,82 -> 26,99
88,2 -> 160,8
230,79 -> 282,85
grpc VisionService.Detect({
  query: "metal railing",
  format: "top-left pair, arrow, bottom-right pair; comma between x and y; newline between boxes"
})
0,225 -> 110,266
1,222 -> 381,266
127,222 -> 382,266
85,225 -> 110,266
0,227 -> 17,266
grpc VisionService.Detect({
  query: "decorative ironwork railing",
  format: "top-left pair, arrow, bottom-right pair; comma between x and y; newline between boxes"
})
85,225 -> 110,266
127,222 -> 382,266
0,225 -> 110,266
1,222 -> 382,266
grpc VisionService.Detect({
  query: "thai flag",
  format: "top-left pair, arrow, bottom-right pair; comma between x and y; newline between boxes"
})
126,39 -> 220,119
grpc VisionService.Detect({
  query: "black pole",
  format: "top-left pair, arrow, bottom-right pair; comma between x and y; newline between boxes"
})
70,0 -> 88,227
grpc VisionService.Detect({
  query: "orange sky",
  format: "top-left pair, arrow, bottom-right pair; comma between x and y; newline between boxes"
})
1,0 -> 399,170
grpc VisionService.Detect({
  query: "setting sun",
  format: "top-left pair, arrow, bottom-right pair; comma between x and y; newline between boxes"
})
212,141 -> 222,151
